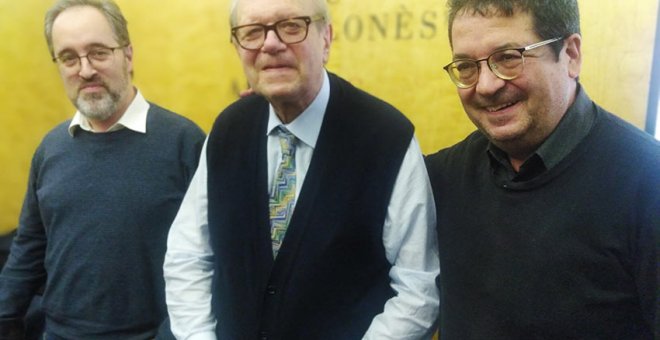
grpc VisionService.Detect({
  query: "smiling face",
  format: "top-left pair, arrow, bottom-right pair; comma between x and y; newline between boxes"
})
451,8 -> 581,160
51,5 -> 134,127
233,0 -> 332,121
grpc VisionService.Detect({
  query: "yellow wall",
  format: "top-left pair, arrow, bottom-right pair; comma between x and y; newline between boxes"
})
0,0 -> 658,234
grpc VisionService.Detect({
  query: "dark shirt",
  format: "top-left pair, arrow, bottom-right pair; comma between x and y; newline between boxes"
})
488,84 -> 596,185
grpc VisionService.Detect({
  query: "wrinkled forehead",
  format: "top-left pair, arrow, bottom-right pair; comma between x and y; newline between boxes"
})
52,6 -> 117,53
450,4 -> 528,43
451,6 -> 532,37
235,0 -> 311,25
455,2 -> 524,20
450,10 -> 536,57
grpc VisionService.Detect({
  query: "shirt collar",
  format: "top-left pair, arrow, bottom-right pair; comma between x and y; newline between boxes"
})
68,89 -> 150,136
487,83 -> 596,180
266,71 -> 330,148
533,84 -> 595,170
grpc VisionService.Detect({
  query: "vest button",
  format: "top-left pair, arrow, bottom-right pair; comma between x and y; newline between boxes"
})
266,285 -> 276,295
259,330 -> 268,340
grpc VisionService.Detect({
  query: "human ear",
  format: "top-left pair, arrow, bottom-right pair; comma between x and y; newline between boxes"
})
564,33 -> 582,79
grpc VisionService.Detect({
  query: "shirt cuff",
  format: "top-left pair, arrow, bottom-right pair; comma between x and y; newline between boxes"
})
183,331 -> 217,340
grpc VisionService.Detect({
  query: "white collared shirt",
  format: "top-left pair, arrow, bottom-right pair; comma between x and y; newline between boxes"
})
164,72 -> 440,340
68,89 -> 149,136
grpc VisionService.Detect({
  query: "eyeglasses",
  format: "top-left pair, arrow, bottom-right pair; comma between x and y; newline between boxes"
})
443,37 -> 564,89
52,45 -> 126,69
231,15 -> 325,51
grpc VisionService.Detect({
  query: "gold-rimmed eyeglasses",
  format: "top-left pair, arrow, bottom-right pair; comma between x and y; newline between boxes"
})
52,45 -> 126,70
231,15 -> 325,51
443,37 -> 564,89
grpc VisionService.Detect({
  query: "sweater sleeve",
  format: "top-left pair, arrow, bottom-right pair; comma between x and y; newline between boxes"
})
635,157 -> 660,337
178,122 -> 206,185
0,148 -> 48,332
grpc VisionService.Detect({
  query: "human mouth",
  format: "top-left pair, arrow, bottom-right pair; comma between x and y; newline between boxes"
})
262,61 -> 294,71
79,82 -> 106,93
484,100 -> 519,113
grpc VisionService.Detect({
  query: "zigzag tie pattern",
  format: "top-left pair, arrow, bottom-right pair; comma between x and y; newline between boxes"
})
269,127 -> 297,258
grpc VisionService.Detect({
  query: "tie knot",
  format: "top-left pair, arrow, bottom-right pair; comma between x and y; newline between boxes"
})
277,127 -> 297,156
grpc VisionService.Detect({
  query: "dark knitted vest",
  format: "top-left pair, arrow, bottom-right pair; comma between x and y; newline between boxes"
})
206,73 -> 414,339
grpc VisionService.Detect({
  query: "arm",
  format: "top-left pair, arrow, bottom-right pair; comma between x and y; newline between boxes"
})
163,140 -> 217,340
363,137 -> 440,340
636,160 -> 660,337
0,151 -> 48,337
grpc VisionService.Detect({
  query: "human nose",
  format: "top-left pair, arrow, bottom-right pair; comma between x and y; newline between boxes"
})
474,60 -> 505,95
261,29 -> 286,52
77,56 -> 97,79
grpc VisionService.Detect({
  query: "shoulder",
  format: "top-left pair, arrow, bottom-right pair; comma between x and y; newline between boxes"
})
147,102 -> 204,134
40,120 -> 73,146
210,94 -> 269,131
147,102 -> 199,128
326,72 -> 413,135
219,94 -> 269,120
206,95 -> 269,153
30,121 -> 74,163
328,73 -> 408,118
425,131 -> 489,194
593,107 -> 660,158
426,131 -> 487,168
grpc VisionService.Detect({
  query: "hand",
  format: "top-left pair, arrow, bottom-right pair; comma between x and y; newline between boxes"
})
240,88 -> 255,97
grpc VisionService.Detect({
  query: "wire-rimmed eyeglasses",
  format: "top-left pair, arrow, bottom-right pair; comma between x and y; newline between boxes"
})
443,37 -> 564,89
52,45 -> 126,70
231,15 -> 325,51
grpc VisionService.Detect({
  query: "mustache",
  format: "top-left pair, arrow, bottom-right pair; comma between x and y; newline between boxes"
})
473,89 -> 522,108
78,77 -> 107,92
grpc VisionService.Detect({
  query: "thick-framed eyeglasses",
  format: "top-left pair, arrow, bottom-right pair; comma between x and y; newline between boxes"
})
443,37 -> 564,89
231,15 -> 325,51
52,45 -> 126,69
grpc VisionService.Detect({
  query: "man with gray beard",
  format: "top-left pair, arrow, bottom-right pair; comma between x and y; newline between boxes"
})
0,0 -> 205,339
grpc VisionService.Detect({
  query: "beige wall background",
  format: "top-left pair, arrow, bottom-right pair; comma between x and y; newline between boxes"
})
0,0 -> 658,234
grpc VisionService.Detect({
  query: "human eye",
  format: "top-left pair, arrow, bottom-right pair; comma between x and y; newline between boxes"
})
57,52 -> 78,66
88,48 -> 112,61
491,50 -> 522,68
277,19 -> 305,34
453,60 -> 477,73
449,60 -> 478,83
238,25 -> 264,41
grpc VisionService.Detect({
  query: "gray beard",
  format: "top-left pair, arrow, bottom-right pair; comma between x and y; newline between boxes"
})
76,90 -> 120,122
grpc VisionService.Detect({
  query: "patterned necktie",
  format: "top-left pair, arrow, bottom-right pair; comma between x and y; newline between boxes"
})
269,127 -> 297,257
